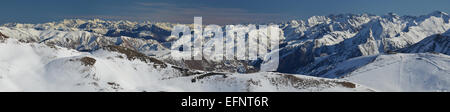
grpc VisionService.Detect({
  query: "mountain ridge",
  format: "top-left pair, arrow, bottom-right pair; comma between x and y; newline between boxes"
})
0,38 -> 370,92
1,11 -> 450,78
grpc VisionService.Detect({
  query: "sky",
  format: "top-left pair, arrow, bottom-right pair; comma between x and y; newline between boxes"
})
1,0 -> 450,25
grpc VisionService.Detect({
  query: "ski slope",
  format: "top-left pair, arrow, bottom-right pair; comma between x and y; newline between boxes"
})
344,53 -> 450,91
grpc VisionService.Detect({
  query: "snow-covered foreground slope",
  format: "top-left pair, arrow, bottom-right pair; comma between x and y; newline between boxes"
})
343,53 -> 450,92
0,38 -> 369,92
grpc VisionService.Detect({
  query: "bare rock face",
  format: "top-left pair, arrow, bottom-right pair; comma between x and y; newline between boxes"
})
80,57 -> 97,66
0,32 -> 8,41
101,45 -> 167,68
170,59 -> 259,74
68,57 -> 96,67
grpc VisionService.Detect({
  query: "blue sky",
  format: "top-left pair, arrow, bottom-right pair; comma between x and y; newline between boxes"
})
1,0 -> 450,24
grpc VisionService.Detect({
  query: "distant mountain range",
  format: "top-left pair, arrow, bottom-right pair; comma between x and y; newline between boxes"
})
1,11 -> 449,91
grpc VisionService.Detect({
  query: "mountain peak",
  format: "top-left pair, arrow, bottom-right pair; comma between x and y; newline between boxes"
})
387,12 -> 399,16
428,11 -> 449,17
383,12 -> 400,20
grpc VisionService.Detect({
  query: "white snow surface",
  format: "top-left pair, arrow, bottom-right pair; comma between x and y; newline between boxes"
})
344,53 -> 450,92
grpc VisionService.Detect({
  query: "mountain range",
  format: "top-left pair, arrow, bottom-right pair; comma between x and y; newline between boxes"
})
1,11 -> 449,91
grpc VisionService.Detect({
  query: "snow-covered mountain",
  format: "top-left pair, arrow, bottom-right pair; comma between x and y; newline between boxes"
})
2,19 -> 175,42
399,31 -> 450,55
279,11 -> 450,76
0,27 -> 168,55
1,11 -> 450,91
0,38 -> 369,92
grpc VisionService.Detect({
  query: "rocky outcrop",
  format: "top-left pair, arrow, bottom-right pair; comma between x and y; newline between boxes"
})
101,45 -> 167,68
0,32 -> 8,41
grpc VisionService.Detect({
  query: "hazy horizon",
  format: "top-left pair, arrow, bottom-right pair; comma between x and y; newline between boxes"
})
1,0 -> 450,25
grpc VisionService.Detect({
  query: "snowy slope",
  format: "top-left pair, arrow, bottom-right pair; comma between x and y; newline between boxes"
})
0,38 -> 370,92
344,53 -> 450,92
